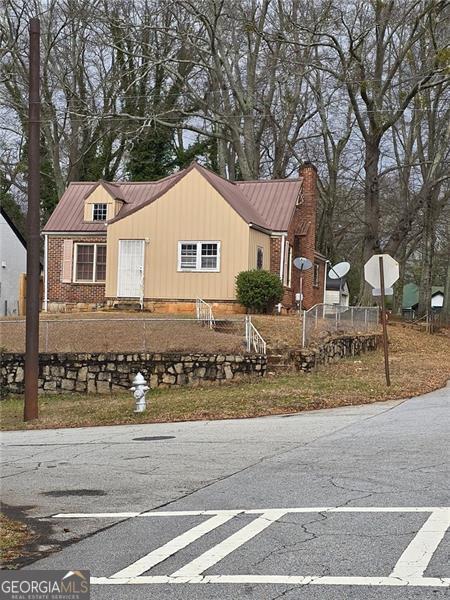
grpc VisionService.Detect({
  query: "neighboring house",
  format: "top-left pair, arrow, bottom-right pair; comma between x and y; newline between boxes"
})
324,276 -> 350,307
0,207 -> 27,316
431,288 -> 445,309
402,282 -> 444,316
43,161 -> 326,313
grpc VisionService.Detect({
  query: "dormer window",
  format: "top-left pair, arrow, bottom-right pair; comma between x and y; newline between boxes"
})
93,203 -> 107,221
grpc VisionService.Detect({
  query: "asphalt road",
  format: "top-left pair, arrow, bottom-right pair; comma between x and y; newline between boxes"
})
2,383 -> 449,599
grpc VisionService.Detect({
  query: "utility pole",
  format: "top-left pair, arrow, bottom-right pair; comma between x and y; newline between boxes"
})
24,18 -> 40,421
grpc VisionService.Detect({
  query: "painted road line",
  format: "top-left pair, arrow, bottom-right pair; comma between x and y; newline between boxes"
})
171,510 -> 287,578
52,506 -> 447,518
110,511 -> 240,579
390,508 -> 450,579
52,512 -> 140,519
90,575 -> 450,587
138,510 -> 242,517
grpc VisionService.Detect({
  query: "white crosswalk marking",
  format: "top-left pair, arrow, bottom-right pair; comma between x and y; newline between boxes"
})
91,575 -> 450,586
52,507 -> 450,587
171,510 -> 286,578
110,511 -> 240,579
390,508 -> 450,579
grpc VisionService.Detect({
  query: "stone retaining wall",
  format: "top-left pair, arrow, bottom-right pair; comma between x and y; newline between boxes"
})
291,334 -> 380,372
1,352 -> 266,395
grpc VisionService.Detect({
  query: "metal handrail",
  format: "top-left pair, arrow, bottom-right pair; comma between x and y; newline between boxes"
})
195,298 -> 215,329
245,316 -> 266,354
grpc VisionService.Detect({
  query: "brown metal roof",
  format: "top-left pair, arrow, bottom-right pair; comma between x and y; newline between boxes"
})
43,163 -> 302,233
44,182 -> 107,233
195,164 -> 271,229
43,173 -> 181,233
237,179 -> 301,231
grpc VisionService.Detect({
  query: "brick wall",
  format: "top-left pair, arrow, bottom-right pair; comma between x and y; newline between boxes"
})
294,163 -> 317,309
269,163 -> 322,311
269,237 -> 282,276
312,254 -> 326,306
47,236 -> 106,309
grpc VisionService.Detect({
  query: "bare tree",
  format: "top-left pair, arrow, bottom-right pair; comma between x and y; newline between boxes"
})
303,0 -> 449,299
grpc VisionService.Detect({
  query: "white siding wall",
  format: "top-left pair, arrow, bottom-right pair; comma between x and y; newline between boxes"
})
0,213 -> 27,315
431,293 -> 443,308
324,288 -> 350,306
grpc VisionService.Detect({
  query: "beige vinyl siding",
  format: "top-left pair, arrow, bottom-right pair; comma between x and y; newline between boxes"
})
83,186 -> 120,221
106,169 -> 250,300
248,228 -> 271,270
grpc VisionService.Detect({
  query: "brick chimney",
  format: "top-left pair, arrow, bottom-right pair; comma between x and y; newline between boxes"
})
298,162 -> 318,308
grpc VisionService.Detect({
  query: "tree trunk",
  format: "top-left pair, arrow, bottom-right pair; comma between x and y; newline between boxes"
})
360,137 -> 381,303
418,196 -> 435,317
393,242 -> 406,315
442,219 -> 450,318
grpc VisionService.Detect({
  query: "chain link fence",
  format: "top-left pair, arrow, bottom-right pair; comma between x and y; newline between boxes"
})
302,304 -> 379,347
0,313 -> 267,355
0,317 -> 243,354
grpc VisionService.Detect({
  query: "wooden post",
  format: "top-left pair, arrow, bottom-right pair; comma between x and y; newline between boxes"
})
379,256 -> 391,386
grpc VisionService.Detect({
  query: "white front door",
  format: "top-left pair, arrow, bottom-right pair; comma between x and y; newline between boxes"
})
117,240 -> 145,298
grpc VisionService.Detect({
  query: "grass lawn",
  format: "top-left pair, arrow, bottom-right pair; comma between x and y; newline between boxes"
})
1,324 -> 449,431
0,513 -> 34,566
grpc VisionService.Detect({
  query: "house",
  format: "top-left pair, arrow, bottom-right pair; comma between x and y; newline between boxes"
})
43,161 -> 326,313
324,275 -> 350,307
402,282 -> 444,317
0,207 -> 27,316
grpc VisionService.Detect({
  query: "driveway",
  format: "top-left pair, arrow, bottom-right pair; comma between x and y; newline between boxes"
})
1,384 -> 449,599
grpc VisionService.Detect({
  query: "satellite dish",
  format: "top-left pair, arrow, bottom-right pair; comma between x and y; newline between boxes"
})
293,257 -> 313,271
329,261 -> 350,279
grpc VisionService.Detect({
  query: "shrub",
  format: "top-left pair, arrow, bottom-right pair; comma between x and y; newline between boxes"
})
236,270 -> 283,313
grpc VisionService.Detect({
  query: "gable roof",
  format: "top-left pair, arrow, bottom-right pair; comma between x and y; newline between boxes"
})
43,162 -> 303,233
432,286 -> 444,296
84,180 -> 127,202
1,207 -> 27,249
43,172 -> 181,233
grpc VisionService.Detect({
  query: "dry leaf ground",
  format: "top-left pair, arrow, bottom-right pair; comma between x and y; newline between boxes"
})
0,513 -> 34,567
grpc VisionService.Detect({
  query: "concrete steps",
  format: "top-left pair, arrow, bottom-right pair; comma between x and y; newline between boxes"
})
112,302 -> 142,311
266,351 -> 295,372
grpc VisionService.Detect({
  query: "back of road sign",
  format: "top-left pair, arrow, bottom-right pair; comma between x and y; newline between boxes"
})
364,254 -> 399,289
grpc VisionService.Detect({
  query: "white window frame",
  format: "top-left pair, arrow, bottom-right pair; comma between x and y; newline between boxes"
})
92,203 -> 108,221
73,243 -> 107,283
177,241 -> 221,272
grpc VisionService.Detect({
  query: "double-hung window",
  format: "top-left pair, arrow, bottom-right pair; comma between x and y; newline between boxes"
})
92,203 -> 108,221
74,243 -> 107,282
178,241 -> 220,272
